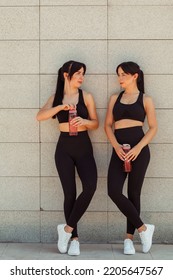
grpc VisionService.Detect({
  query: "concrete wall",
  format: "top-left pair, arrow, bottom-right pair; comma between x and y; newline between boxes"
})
0,0 -> 173,243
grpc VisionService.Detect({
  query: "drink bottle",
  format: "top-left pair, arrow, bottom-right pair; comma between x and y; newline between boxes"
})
69,108 -> 78,136
122,144 -> 132,172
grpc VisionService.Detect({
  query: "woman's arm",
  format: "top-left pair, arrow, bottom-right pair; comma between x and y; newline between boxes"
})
104,94 -> 124,160
84,92 -> 99,129
137,95 -> 158,148
71,92 -> 99,130
127,95 -> 158,161
36,95 -> 71,121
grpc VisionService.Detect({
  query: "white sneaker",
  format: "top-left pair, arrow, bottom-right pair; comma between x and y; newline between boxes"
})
139,224 -> 155,253
124,239 -> 135,255
57,224 -> 72,253
68,240 -> 80,256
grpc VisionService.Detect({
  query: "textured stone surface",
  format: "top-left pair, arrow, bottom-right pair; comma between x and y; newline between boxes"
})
0,143 -> 39,176
109,0 -> 173,5
0,75 -> 39,108
0,177 -> 40,210
0,41 -> 39,74
40,6 -> 107,39
0,7 -> 39,39
109,6 -> 173,39
0,1 -> 172,243
0,0 -> 39,5
40,41 -> 107,74
0,211 -> 40,242
0,109 -> 39,142
108,40 -> 173,75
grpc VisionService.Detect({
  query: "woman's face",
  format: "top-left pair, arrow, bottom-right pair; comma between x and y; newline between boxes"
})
70,67 -> 85,88
117,67 -> 137,89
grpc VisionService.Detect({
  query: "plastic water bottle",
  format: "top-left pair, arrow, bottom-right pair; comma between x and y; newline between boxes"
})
122,144 -> 132,172
69,108 -> 78,136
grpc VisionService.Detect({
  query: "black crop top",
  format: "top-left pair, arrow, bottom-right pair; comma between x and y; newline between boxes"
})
113,91 -> 146,122
55,89 -> 89,123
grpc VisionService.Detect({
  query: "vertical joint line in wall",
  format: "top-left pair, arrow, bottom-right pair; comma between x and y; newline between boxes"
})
106,0 -> 109,243
107,0 -> 108,74
39,0 -> 41,242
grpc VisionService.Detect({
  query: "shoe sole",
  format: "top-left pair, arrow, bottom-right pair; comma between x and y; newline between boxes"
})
68,252 -> 80,256
124,251 -> 135,255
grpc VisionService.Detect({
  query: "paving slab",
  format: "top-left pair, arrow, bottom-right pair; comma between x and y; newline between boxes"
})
0,243 -> 172,260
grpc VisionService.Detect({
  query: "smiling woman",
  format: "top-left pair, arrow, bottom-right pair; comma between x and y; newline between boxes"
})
104,61 -> 158,255
36,60 -> 99,256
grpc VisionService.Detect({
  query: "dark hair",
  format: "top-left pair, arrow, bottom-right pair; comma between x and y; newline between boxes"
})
116,61 -> 144,93
52,60 -> 86,118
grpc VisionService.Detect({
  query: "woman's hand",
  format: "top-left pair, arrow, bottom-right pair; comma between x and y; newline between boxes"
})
61,104 -> 76,111
114,144 -> 142,161
125,145 -> 142,161
70,116 -> 86,127
114,145 -> 126,161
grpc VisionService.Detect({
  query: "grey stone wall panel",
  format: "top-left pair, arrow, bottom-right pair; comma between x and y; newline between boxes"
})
0,177 -> 40,210
0,211 -> 40,242
41,0 -> 107,5
109,0 -> 173,5
0,7 -> 39,40
40,41 -> 107,74
40,6 -> 107,40
0,0 -> 39,6
109,6 -> 173,39
0,109 -> 39,142
0,41 -> 39,74
0,143 -> 39,176
108,41 -> 173,74
0,75 -> 39,109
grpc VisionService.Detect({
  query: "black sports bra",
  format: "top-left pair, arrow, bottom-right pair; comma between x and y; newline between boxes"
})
112,91 -> 146,122
55,89 -> 89,123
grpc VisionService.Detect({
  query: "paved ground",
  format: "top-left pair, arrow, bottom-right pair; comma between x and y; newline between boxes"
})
0,243 -> 172,260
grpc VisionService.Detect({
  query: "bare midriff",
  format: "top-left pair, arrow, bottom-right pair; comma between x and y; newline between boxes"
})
114,119 -> 143,130
59,123 -> 87,132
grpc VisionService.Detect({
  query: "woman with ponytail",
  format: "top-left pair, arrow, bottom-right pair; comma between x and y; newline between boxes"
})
37,60 -> 98,256
104,61 -> 157,255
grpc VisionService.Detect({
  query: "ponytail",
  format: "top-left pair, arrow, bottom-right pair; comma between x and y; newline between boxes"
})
137,70 -> 144,93
52,67 -> 64,118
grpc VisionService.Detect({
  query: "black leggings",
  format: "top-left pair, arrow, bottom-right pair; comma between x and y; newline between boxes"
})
108,126 -> 150,235
55,131 -> 97,238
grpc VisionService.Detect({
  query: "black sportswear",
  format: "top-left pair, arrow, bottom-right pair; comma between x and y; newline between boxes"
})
113,91 -> 146,122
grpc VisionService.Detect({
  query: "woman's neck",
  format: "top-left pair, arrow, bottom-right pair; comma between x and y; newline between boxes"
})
64,84 -> 78,96
123,86 -> 139,95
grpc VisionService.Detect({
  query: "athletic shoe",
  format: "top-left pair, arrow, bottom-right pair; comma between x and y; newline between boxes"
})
139,224 -> 155,253
124,239 -> 135,255
68,240 -> 80,256
57,224 -> 72,253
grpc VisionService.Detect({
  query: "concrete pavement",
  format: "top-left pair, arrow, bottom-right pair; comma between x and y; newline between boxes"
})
0,243 -> 172,260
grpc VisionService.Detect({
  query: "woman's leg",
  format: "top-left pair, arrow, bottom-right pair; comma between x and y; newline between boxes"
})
55,132 -> 97,236
67,152 -> 97,228
108,150 -> 144,230
55,144 -> 78,239
127,145 -> 150,235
